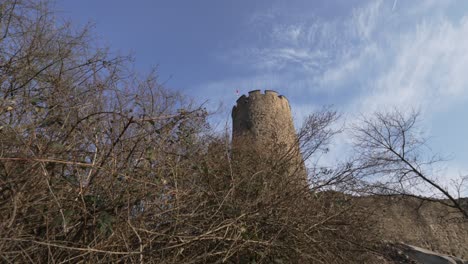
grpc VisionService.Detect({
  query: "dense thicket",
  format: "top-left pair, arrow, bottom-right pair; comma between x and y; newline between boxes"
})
0,1 -> 382,263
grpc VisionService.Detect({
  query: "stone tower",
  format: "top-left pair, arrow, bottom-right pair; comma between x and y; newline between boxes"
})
232,90 -> 306,181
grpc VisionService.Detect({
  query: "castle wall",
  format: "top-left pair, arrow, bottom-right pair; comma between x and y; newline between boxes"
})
358,195 -> 468,259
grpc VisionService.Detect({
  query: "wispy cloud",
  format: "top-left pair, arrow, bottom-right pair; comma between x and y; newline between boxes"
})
354,13 -> 468,114
351,0 -> 382,40
212,0 -> 388,96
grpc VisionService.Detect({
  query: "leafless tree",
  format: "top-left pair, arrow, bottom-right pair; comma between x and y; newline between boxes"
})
351,109 -> 468,218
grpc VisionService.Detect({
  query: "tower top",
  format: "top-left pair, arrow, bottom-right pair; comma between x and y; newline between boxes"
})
232,90 -> 290,120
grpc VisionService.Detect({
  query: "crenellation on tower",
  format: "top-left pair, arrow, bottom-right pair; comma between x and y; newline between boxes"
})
236,94 -> 247,102
232,90 -> 290,119
248,89 -> 261,96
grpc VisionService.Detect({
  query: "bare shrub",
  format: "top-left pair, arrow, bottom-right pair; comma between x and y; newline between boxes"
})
0,1 -> 379,263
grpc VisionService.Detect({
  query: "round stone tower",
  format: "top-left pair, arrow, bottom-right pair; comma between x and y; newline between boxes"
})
232,90 -> 305,180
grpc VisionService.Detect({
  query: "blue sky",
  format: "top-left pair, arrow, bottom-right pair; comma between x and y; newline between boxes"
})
56,0 -> 468,186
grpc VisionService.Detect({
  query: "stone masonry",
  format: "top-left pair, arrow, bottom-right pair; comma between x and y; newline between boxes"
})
231,89 -> 306,182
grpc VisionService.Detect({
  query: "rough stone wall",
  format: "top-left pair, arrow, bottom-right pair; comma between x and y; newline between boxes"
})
232,90 -> 305,180
358,195 -> 468,259
232,90 -> 295,148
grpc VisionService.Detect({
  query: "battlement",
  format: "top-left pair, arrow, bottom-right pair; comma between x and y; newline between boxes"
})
236,89 -> 288,102
233,90 -> 290,117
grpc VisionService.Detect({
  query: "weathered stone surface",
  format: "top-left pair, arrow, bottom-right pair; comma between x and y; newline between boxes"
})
232,90 -> 296,150
357,195 -> 468,259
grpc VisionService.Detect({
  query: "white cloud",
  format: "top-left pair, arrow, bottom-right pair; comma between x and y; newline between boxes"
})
404,0 -> 454,17
351,0 -> 383,40
355,16 -> 468,114
318,43 -> 379,88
